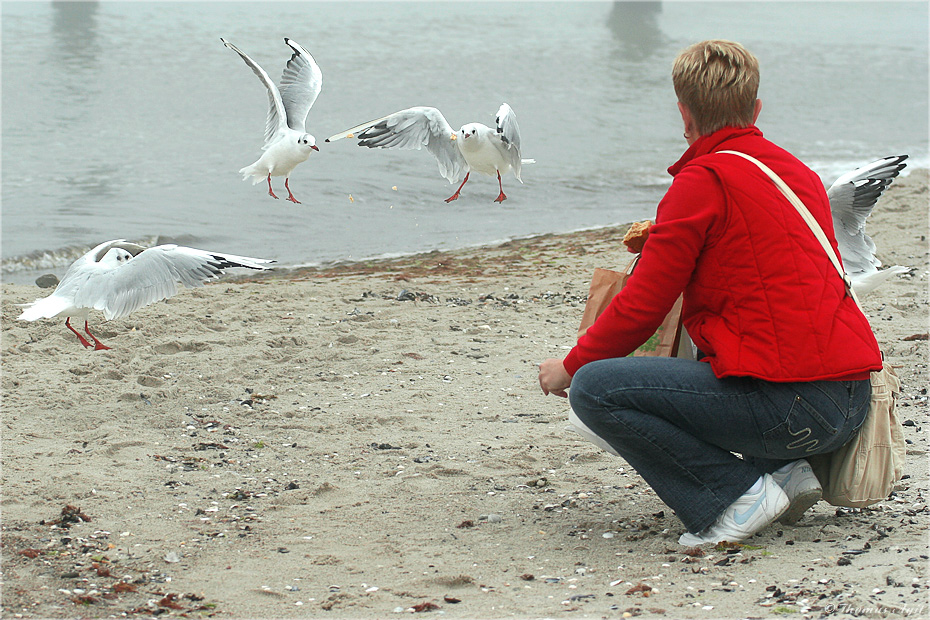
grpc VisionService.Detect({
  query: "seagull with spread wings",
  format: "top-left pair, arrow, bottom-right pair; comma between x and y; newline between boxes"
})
18,240 -> 274,350
327,103 -> 532,203
827,154 -> 910,296
221,38 -> 322,204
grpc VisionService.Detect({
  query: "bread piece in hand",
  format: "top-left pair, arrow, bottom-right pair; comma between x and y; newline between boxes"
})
622,220 -> 653,253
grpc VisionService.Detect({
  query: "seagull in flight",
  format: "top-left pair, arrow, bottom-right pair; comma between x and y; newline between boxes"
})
827,154 -> 910,296
222,37 -> 322,204
327,103 -> 532,203
17,240 -> 274,350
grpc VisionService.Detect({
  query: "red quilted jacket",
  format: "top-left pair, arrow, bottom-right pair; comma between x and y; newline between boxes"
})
563,126 -> 882,381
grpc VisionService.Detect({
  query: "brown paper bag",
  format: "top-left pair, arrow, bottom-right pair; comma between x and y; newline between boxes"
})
577,264 -> 635,339
578,257 -> 690,358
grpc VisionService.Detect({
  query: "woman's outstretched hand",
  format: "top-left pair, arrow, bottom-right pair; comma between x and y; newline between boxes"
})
538,358 -> 571,398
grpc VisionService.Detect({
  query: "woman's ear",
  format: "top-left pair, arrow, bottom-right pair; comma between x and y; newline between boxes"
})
678,101 -> 697,143
752,99 -> 763,124
678,101 -> 691,128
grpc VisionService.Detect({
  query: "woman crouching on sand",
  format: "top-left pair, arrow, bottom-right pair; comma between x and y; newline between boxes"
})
538,40 -> 881,546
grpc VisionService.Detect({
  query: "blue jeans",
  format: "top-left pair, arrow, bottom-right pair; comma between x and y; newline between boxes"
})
569,357 -> 871,533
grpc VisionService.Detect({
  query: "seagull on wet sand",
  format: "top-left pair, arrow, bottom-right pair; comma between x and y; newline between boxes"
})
326,103 -> 532,203
17,240 -> 274,350
222,37 -> 322,204
828,154 -> 910,296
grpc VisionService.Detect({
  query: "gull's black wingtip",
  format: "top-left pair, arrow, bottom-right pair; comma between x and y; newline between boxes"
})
890,154 -> 909,173
884,154 -> 908,166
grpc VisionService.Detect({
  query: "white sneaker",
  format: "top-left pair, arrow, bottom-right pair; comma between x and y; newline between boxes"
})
565,409 -> 620,456
678,474 -> 789,546
771,459 -> 822,525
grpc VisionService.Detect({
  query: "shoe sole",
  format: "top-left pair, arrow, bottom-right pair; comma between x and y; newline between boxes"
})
776,487 -> 822,525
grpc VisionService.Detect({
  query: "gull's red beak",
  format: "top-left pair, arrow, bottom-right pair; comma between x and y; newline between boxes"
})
311,145 -> 320,151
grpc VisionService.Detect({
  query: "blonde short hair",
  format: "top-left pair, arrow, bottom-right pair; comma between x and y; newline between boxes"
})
672,40 -> 760,135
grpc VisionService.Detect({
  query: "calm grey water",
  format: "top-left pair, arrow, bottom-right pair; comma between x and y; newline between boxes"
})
3,1 -> 928,284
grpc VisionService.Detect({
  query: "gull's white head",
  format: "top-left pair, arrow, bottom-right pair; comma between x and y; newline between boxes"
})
298,133 -> 320,152
459,124 -> 480,140
100,247 -> 134,267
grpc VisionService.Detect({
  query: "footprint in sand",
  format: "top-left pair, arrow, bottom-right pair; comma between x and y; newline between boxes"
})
153,342 -> 211,355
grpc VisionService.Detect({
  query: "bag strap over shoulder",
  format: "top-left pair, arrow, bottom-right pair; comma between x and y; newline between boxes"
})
717,150 -> 864,312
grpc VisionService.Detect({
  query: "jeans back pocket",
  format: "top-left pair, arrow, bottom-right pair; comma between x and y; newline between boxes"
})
762,394 -> 841,458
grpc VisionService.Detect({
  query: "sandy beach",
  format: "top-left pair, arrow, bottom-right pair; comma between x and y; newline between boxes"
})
2,170 -> 928,619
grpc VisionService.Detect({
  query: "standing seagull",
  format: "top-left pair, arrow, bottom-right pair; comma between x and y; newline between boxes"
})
17,240 -> 274,350
827,154 -> 910,296
326,103 -> 531,203
221,38 -> 322,204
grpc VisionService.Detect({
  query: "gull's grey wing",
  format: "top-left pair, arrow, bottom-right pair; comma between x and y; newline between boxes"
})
827,155 -> 908,275
221,38 -> 288,148
834,220 -> 880,276
279,38 -> 323,134
75,245 -> 275,321
326,107 -> 467,184
828,155 -> 908,236
493,103 -> 524,181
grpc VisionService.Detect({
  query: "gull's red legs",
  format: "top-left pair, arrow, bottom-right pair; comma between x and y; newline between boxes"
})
284,178 -> 301,204
494,171 -> 507,203
65,317 -> 93,349
65,318 -> 110,350
266,174 -> 279,199
445,172 -> 470,203
83,321 -> 110,351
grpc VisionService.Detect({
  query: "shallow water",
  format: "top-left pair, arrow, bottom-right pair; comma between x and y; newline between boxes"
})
3,1 -> 927,284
